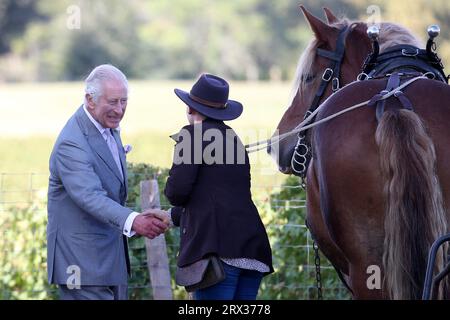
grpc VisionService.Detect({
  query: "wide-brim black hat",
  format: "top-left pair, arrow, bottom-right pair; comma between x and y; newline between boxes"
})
174,73 -> 243,121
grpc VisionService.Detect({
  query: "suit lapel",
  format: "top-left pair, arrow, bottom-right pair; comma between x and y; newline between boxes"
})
75,106 -> 124,183
112,129 -> 128,193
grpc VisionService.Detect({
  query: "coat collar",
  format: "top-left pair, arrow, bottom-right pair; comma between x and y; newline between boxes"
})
75,106 -> 126,185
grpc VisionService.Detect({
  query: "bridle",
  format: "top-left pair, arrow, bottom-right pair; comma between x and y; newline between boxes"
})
244,24 -> 352,155
245,23 -> 447,184
290,25 -> 351,182
308,25 -> 351,109
243,22 -> 448,300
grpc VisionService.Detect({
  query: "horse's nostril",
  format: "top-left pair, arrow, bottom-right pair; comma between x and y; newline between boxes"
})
267,144 -> 272,154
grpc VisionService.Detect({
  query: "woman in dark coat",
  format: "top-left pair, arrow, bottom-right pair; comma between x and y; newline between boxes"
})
164,73 -> 273,300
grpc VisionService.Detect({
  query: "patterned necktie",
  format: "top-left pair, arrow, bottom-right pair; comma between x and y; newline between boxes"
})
104,129 -> 124,181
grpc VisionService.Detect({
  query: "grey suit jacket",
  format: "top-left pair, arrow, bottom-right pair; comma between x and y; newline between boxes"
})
47,106 -> 132,286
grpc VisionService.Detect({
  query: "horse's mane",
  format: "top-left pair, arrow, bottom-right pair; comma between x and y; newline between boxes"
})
289,18 -> 424,104
378,22 -> 424,52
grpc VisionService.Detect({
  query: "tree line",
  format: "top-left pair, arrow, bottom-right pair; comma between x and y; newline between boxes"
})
0,0 -> 448,82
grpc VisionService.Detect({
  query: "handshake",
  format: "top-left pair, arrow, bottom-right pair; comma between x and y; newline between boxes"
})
131,209 -> 172,239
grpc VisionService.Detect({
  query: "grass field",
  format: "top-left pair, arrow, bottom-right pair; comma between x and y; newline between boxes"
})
0,80 -> 295,196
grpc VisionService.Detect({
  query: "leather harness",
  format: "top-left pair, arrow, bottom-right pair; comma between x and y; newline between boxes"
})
291,25 -> 351,181
291,28 -> 448,179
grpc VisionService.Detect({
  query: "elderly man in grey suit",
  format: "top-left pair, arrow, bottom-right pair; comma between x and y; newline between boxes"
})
47,64 -> 169,300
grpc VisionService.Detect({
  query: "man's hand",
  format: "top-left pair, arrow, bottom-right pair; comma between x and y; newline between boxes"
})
131,211 -> 169,239
142,208 -> 174,228
142,208 -> 169,223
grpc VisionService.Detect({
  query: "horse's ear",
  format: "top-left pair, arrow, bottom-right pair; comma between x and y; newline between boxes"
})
300,5 -> 334,41
323,7 -> 338,25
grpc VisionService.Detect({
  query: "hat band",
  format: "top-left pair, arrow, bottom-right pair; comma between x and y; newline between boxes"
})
189,93 -> 227,109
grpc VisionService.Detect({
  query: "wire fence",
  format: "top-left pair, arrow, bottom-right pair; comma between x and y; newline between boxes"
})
0,172 -> 349,300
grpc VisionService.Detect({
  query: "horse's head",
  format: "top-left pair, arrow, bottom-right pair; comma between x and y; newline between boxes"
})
269,6 -> 372,174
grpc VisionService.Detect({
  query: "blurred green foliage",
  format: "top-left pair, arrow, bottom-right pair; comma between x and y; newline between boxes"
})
125,162 -> 189,300
0,0 -> 406,82
0,202 -> 57,299
259,176 -> 350,299
1,0 -> 450,82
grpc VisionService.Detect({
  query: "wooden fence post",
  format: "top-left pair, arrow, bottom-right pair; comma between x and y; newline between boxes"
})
140,179 -> 173,300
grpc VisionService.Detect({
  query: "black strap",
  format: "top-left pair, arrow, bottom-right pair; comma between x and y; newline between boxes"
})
368,72 -> 414,122
291,25 -> 351,178
316,49 -> 341,62
309,26 -> 350,114
331,27 -> 348,90
394,91 -> 413,111
363,44 -> 447,83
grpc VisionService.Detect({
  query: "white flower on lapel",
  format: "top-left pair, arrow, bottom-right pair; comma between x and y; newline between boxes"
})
124,144 -> 132,155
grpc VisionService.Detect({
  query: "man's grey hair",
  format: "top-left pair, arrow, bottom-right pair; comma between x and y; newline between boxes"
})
84,64 -> 128,104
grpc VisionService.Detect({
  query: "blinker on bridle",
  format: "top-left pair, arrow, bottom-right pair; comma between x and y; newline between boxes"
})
291,23 -> 449,181
291,25 -> 351,180
316,26 -> 350,93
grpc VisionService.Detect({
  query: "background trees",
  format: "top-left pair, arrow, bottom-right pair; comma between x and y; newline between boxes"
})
1,0 -> 447,82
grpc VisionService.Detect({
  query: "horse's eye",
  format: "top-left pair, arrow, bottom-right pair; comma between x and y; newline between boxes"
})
302,74 -> 315,83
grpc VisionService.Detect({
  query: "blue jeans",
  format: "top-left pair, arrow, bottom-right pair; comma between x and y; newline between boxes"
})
194,262 -> 264,300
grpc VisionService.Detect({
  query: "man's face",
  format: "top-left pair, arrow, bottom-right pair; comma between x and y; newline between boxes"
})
86,80 -> 128,129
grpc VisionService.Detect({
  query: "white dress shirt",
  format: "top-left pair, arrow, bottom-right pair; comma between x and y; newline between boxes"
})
83,105 -> 138,237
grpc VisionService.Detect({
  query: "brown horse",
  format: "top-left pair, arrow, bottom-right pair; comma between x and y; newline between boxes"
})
269,6 -> 450,299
